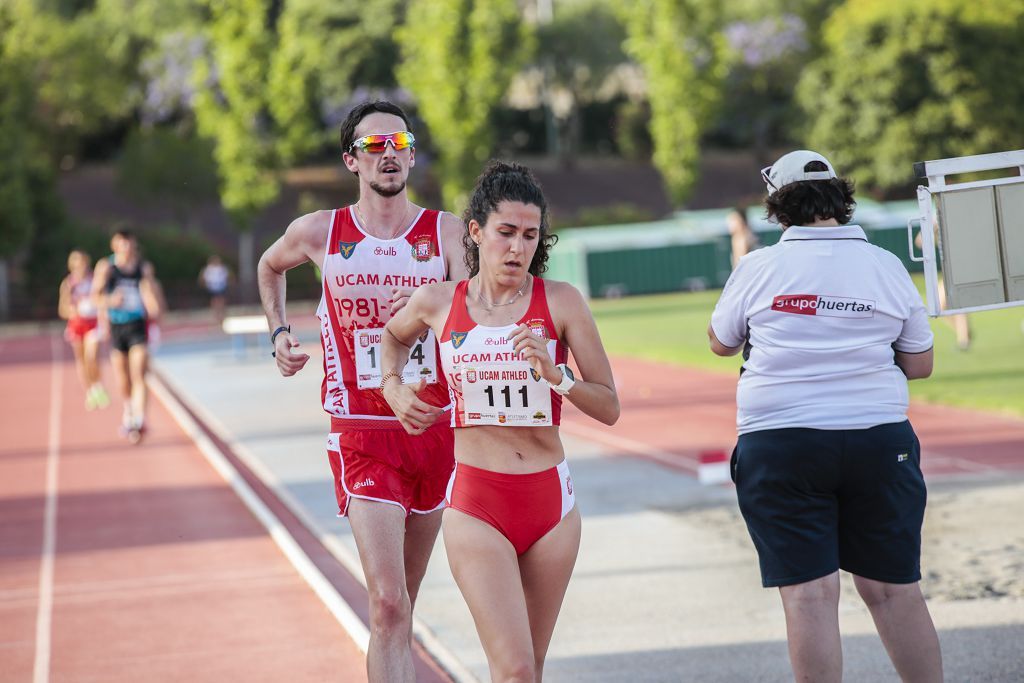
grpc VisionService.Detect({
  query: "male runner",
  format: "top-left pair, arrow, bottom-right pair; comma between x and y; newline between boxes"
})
93,229 -> 163,443
257,101 -> 467,682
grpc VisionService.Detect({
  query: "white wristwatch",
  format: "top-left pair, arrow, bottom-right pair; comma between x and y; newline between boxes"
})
547,363 -> 576,396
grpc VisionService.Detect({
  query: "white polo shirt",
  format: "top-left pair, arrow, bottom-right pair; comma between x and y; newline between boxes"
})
710,224 -> 933,434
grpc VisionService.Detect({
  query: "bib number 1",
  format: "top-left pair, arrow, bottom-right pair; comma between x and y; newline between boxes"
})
354,328 -> 437,389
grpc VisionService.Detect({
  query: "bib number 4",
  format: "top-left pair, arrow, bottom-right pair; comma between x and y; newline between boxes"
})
354,328 -> 437,389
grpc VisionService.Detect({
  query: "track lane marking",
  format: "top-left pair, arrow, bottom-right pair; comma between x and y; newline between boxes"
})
33,335 -> 62,683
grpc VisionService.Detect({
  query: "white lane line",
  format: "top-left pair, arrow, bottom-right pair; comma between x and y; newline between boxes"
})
152,365 -> 478,683
147,373 -> 372,653
34,335 -> 63,683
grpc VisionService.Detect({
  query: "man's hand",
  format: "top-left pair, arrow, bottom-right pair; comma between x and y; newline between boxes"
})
273,331 -> 310,376
389,287 -> 416,315
381,377 -> 444,435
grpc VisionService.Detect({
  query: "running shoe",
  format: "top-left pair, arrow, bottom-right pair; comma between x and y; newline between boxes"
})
91,385 -> 110,409
127,427 -> 144,445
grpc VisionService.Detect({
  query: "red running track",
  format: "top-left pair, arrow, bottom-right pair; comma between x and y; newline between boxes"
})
0,333 -> 373,682
563,356 -> 1024,479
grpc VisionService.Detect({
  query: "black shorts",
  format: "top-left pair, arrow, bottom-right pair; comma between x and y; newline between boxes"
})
109,319 -> 148,353
732,420 -> 926,588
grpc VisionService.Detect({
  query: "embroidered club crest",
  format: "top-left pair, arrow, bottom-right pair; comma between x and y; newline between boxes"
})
418,330 -> 430,343
530,368 -> 542,382
465,369 -> 477,383
526,318 -> 548,339
498,413 -> 507,424
412,235 -> 434,262
451,331 -> 468,349
338,241 -> 358,259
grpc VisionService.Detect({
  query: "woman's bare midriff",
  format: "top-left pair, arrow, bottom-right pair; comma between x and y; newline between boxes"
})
454,425 -> 565,473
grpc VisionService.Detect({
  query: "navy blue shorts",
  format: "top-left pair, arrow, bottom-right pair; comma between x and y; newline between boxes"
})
732,420 -> 927,588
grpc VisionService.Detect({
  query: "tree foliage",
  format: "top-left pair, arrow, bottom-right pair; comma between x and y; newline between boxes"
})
192,0 -> 279,226
397,0 -> 533,210
269,0 -> 406,164
799,0 -> 1024,190
620,0 -> 729,206
535,0 -> 628,160
0,5 -> 37,259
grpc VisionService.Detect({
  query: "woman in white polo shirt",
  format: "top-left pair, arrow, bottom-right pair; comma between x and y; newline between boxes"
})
708,150 -> 943,683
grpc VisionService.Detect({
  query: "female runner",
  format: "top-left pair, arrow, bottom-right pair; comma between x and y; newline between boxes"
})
380,160 -> 619,682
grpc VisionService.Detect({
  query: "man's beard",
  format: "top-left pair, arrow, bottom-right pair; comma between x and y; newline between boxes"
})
369,178 -> 406,198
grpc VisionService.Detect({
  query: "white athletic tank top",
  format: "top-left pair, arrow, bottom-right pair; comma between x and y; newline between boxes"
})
439,278 -> 567,428
317,206 -> 450,425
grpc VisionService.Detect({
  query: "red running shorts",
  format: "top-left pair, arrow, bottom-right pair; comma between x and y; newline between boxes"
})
445,460 -> 575,555
327,420 -> 455,517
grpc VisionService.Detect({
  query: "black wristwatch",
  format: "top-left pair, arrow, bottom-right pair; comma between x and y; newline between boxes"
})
271,324 -> 290,346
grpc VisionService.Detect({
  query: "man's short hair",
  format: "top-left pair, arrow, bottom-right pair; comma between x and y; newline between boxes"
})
338,101 -> 412,155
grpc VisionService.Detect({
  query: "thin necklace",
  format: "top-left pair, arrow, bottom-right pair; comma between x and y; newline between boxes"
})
354,202 -> 409,235
475,275 -> 530,310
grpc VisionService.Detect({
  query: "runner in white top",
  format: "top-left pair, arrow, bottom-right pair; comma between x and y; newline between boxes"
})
380,161 -> 619,682
257,101 -> 467,683
198,255 -> 231,325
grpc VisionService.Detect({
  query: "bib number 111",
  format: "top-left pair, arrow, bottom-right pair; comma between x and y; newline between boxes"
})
484,384 -> 529,408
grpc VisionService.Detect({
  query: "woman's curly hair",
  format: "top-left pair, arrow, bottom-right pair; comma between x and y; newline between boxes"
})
462,160 -> 558,277
764,161 -> 857,227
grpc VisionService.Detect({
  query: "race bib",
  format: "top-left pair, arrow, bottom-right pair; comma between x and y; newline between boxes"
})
115,283 -> 144,313
461,362 -> 552,426
354,327 -> 437,389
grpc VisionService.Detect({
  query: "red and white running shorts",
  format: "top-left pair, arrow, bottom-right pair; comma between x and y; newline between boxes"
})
65,316 -> 98,343
445,460 -> 575,555
327,419 -> 455,517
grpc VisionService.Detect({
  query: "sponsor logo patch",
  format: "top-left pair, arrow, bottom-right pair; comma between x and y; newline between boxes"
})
338,241 -> 358,259
772,294 -> 875,318
533,410 -> 547,420
498,412 -> 507,424
566,476 -> 573,495
451,331 -> 468,348
352,478 -> 375,490
897,452 -> 909,462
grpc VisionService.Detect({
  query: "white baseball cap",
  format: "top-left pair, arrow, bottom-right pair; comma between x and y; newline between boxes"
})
761,150 -> 837,195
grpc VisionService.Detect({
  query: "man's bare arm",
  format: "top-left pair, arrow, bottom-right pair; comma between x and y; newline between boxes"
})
258,211 -> 330,375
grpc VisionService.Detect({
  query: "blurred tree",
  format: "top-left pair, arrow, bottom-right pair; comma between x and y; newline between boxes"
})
620,0 -> 729,206
192,0 -> 280,300
397,0 -> 533,210
116,128 -> 220,230
535,0 -> 628,164
0,8 -> 38,319
3,2 -> 138,163
269,0 -> 406,164
799,0 -> 1024,190
711,13 -> 808,151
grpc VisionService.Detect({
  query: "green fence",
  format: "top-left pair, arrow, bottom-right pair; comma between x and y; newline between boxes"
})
546,200 -> 922,297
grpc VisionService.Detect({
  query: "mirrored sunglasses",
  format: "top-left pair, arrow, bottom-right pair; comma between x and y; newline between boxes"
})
349,131 -> 416,154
